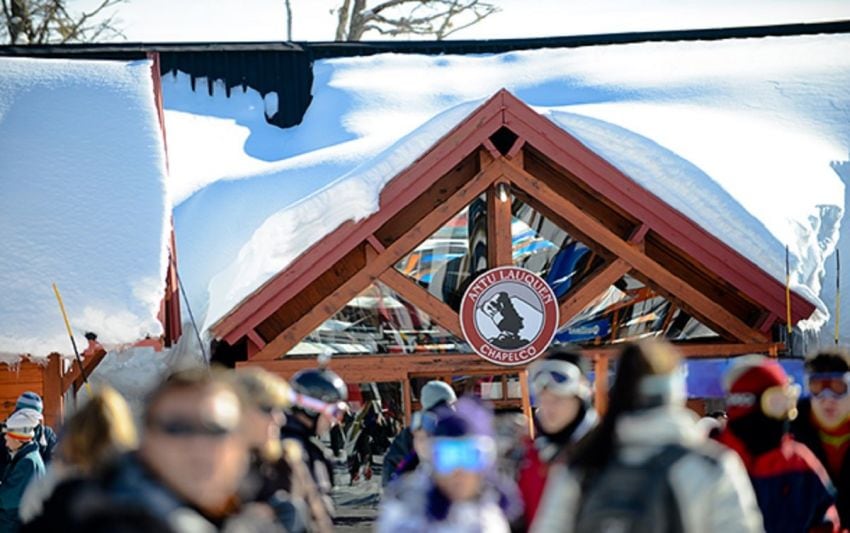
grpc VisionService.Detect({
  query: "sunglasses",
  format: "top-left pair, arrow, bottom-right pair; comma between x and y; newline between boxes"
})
148,418 -> 234,438
808,373 -> 850,399
528,359 -> 588,398
431,437 -> 496,475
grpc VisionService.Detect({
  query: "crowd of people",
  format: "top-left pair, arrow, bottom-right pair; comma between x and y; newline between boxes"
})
2,340 -> 850,532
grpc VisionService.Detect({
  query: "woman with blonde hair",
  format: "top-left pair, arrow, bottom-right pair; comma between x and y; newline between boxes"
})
19,385 -> 137,524
532,339 -> 764,533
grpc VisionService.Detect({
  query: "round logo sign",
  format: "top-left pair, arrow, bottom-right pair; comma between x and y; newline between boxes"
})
460,266 -> 559,366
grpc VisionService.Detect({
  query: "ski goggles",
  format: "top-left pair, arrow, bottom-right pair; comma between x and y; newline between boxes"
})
807,373 -> 850,399
431,436 -> 496,475
727,383 -> 801,420
411,410 -> 439,434
528,359 -> 589,399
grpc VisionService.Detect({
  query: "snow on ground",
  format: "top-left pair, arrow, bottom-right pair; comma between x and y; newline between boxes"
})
165,32 -> 850,347
0,57 -> 171,361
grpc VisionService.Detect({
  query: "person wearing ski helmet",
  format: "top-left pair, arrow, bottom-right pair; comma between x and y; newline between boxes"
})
718,354 -> 839,533
517,346 -> 597,528
281,367 -> 348,513
382,380 -> 457,486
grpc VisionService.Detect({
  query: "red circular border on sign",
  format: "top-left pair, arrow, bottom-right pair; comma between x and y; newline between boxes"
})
459,266 -> 559,366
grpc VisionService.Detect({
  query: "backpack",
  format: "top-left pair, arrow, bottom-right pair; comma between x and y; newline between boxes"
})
574,444 -> 688,533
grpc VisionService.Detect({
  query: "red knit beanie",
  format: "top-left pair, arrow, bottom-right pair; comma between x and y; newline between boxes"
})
723,355 -> 788,420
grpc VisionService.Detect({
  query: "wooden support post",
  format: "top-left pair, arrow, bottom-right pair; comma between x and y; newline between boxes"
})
487,180 -> 513,268
519,369 -> 534,438
403,377 -> 413,425
43,354 -> 65,428
594,355 -> 609,416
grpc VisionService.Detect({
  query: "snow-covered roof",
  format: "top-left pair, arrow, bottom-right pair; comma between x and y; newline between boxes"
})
0,57 -> 170,360
163,32 -> 850,344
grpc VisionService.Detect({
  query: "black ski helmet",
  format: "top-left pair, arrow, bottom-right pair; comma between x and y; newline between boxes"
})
290,368 -> 348,418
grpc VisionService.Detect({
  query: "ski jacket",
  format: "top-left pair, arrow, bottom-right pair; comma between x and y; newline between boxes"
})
517,408 -> 596,527
531,406 -> 763,533
718,429 -> 839,533
0,441 -> 45,532
280,415 -> 336,519
377,468 -> 510,533
382,427 -> 415,486
791,399 -> 850,527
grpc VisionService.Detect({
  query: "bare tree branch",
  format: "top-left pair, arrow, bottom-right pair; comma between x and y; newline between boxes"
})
284,0 -> 292,41
337,0 -> 498,42
0,0 -> 126,44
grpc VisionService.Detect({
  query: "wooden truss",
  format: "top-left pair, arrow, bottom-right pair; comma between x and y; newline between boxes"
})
214,90 -> 812,408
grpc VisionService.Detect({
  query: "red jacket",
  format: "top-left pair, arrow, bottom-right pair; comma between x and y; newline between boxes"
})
718,430 -> 839,533
517,437 -> 548,529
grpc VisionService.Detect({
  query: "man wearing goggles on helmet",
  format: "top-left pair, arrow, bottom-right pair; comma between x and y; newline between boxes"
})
718,355 -> 839,533
791,349 -> 850,526
517,347 -> 597,528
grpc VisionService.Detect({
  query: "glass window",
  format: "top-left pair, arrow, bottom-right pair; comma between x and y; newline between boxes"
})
556,274 -> 718,345
511,198 -> 605,300
288,281 -> 470,356
395,196 -> 488,311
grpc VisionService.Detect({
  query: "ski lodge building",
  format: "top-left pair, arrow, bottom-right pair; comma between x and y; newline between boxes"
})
1,20 -> 849,424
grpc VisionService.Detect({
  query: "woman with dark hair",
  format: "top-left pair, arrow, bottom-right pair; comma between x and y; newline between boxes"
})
531,339 -> 763,533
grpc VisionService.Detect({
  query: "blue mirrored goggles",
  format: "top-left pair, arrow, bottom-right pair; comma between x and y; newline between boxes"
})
431,437 -> 496,475
528,359 -> 588,398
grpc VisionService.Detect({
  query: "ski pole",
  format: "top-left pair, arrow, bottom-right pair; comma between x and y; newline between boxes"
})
786,246 -> 793,352
52,283 -> 93,396
837,250 -> 841,346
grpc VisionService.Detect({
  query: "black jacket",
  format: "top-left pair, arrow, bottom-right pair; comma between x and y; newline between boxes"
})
381,427 -> 415,487
280,416 -> 335,494
789,398 -> 850,526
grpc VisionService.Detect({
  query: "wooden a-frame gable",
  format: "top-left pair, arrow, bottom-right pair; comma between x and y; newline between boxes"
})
211,89 -> 814,375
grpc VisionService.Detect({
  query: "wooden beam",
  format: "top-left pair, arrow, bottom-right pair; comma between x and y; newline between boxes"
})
403,377 -> 412,425
501,159 -> 768,344
487,181 -> 513,268
366,234 -> 386,254
482,139 -> 502,161
379,268 -> 465,340
241,342 -> 782,383
61,348 -> 108,393
247,330 -> 267,350
558,259 -> 631,328
251,160 -> 505,361
506,137 -> 526,161
594,355 -> 609,416
43,354 -> 65,428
